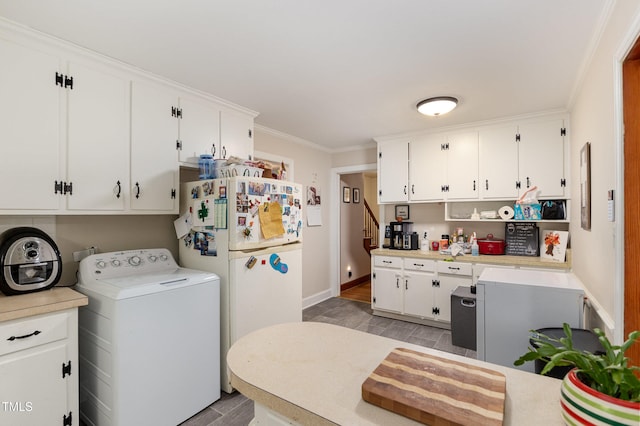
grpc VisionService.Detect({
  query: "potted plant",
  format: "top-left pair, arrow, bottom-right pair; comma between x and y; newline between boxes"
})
515,323 -> 640,425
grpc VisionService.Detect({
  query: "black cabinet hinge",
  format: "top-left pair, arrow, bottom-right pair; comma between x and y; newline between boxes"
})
378,152 -> 382,159
176,140 -> 182,150
515,133 -> 521,142
432,307 -> 440,315
248,129 -> 252,139
54,180 -> 63,195
55,73 -> 73,90
171,189 -> 176,199
561,178 -> 567,187
373,296 -> 376,304
440,143 -> 450,151
378,189 -> 382,196
372,272 -> 376,279
62,361 -> 71,378
63,411 -> 72,426
561,128 -> 566,136
63,182 -> 73,195
516,181 -> 521,189
432,279 -> 440,288
171,106 -> 183,118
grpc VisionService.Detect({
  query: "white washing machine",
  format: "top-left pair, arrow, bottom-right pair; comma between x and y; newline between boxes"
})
75,248 -> 220,426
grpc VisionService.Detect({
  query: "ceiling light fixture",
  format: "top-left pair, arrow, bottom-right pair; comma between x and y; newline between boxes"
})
416,96 -> 458,116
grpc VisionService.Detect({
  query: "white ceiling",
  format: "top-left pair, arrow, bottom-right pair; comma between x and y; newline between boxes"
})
0,1 -> 609,152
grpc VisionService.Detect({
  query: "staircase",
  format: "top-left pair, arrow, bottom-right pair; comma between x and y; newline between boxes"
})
363,199 -> 379,255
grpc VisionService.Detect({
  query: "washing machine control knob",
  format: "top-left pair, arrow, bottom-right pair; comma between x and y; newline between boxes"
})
160,254 -> 168,261
128,255 -> 142,266
111,259 -> 121,267
96,260 -> 107,269
148,255 -> 157,263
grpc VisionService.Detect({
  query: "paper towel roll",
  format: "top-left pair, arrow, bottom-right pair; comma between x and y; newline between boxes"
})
499,205 -> 515,220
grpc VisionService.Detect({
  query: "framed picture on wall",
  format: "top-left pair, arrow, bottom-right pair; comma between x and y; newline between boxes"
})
352,188 -> 360,203
580,142 -> 591,230
395,204 -> 410,220
343,186 -> 350,203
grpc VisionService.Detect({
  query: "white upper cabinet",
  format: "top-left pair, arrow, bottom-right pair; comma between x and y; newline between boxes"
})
445,131 -> 479,200
178,96 -> 221,163
66,60 -> 130,211
377,139 -> 409,203
479,125 -> 520,199
410,133 -> 446,202
220,108 -> 254,160
130,80 -> 179,212
0,37 -> 62,211
518,119 -> 566,198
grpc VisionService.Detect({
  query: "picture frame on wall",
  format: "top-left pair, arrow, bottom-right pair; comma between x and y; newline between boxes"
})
395,204 -> 410,220
580,142 -> 591,230
352,188 -> 360,203
343,186 -> 350,203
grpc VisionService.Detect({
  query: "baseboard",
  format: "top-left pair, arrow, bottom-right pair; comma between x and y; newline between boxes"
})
340,274 -> 371,292
302,289 -> 333,309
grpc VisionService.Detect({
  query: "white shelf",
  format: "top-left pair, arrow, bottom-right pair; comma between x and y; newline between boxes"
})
444,200 -> 569,223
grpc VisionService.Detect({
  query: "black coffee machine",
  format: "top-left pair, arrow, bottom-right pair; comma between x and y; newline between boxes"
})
389,221 -> 418,250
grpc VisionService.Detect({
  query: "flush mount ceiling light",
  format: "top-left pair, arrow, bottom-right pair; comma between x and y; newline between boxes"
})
416,96 -> 458,116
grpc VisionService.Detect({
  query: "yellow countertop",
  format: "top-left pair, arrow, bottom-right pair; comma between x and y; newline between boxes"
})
0,286 -> 88,322
371,248 -> 571,270
228,322 -> 563,426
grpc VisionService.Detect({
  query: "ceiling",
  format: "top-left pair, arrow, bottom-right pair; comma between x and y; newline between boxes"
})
0,1 -> 609,152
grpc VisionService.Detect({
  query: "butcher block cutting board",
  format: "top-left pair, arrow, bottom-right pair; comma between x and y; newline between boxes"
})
362,348 -> 506,425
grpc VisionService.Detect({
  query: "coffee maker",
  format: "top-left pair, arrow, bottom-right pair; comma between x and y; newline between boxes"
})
389,221 -> 418,250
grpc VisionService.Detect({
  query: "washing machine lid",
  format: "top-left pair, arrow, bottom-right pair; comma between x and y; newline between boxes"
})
77,267 -> 219,300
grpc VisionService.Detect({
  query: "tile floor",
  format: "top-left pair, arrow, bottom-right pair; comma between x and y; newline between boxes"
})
179,297 -> 476,426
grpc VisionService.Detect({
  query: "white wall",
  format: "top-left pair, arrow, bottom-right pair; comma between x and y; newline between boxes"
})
569,0 -> 640,339
254,126 -> 332,304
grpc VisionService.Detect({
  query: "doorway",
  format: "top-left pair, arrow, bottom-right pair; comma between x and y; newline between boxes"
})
330,164 -> 377,301
622,35 -> 640,366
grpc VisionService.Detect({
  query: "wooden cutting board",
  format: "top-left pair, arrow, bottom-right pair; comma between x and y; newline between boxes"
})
362,348 -> 506,426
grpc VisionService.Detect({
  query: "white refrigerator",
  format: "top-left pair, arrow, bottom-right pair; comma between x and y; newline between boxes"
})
179,177 -> 303,392
476,268 -> 585,373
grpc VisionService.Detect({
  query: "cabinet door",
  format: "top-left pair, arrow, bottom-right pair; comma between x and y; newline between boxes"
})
446,131 -> 479,200
377,140 -> 409,203
409,134 -> 446,201
66,61 -> 129,211
178,96 -> 221,162
130,81 -> 179,212
0,38 -> 62,210
220,109 -> 254,160
435,274 -> 472,322
479,125 -> 519,199
518,119 -> 566,198
0,343 -> 69,425
403,270 -> 435,318
372,268 -> 402,313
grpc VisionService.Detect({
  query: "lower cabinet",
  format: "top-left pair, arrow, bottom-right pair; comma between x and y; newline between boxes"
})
372,256 -> 473,327
0,309 -> 78,426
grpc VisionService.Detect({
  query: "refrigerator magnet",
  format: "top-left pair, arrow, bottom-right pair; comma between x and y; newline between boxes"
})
245,256 -> 257,269
269,253 -> 288,274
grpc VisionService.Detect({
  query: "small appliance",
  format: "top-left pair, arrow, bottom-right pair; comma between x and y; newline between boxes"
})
389,221 -> 415,250
0,227 -> 62,295
476,234 -> 506,255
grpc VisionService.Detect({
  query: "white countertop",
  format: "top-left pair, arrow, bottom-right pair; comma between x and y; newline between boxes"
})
371,248 -> 571,270
227,322 -> 563,426
0,286 -> 88,322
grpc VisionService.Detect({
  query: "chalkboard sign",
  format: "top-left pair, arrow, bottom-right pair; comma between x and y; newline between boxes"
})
504,222 -> 539,256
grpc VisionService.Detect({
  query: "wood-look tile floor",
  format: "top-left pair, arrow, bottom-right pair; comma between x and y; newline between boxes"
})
179,296 -> 477,426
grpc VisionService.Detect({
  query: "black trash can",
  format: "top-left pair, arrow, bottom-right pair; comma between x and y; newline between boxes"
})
530,327 -> 604,379
451,286 -> 476,350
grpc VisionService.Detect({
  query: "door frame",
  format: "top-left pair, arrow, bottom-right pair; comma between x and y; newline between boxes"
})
330,163 -> 377,298
615,14 -> 640,347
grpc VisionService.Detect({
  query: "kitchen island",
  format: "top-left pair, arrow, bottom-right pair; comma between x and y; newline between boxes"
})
227,322 -> 563,426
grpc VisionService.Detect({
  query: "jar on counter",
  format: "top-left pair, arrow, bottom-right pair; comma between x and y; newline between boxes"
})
440,234 -> 449,250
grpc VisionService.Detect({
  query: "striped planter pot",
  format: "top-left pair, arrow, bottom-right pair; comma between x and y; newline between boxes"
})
560,369 -> 640,425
